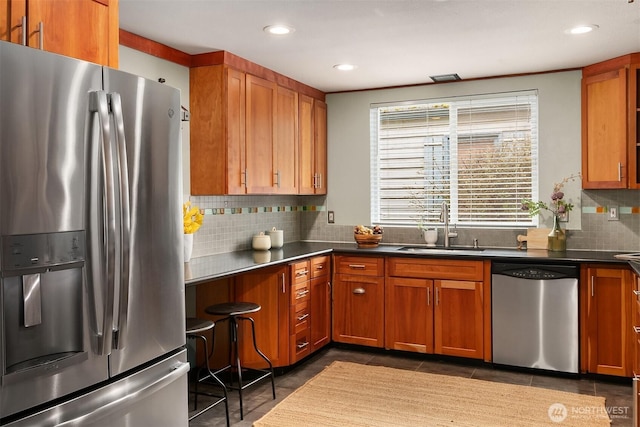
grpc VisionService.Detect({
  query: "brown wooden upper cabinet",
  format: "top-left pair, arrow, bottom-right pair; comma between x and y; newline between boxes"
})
582,53 -> 640,189
299,95 -> 327,195
1,0 -> 118,67
189,54 -> 326,195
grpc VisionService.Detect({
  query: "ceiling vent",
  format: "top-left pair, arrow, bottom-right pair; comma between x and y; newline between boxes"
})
429,73 -> 462,83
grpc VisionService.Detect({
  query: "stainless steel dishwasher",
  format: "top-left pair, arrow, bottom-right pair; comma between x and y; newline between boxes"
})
492,262 -> 579,373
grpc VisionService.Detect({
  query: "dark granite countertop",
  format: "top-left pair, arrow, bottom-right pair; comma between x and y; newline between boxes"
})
184,241 -> 633,287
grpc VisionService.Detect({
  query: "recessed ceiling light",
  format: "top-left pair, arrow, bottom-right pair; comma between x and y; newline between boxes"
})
263,25 -> 295,35
333,64 -> 357,71
566,24 -> 599,35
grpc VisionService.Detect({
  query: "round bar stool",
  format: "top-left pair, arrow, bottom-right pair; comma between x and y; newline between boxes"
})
186,317 -> 230,426
204,302 -> 276,420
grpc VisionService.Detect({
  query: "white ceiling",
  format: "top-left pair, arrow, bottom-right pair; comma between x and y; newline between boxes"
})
119,0 -> 640,93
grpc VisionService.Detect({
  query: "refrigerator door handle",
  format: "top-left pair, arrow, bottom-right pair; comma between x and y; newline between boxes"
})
110,93 -> 131,350
53,361 -> 189,427
88,90 -> 116,356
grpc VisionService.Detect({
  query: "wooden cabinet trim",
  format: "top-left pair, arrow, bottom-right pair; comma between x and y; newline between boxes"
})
192,50 -> 325,101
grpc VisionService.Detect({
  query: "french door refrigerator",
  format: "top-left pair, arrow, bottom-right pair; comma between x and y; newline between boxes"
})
0,41 -> 188,426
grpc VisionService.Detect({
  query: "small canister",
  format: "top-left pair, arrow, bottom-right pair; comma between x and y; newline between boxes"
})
268,227 -> 284,248
252,232 -> 271,251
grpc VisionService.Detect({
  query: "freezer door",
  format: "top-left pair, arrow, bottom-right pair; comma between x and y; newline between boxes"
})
2,349 -> 189,427
102,68 -> 185,376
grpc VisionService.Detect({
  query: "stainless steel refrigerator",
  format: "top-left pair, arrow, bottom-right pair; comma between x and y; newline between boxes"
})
0,41 -> 188,426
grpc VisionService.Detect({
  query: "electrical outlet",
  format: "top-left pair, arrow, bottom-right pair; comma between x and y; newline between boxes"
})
328,211 -> 335,224
608,206 -> 619,221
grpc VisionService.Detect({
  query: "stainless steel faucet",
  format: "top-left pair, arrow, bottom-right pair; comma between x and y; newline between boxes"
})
440,201 -> 458,247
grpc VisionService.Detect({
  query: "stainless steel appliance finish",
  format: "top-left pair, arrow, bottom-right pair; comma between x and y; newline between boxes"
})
492,262 -> 579,373
0,41 -> 186,426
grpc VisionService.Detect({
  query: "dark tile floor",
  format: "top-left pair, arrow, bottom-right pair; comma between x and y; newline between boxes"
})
188,346 -> 634,426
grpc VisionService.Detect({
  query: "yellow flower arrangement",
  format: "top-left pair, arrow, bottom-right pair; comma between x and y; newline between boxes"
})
183,202 -> 203,234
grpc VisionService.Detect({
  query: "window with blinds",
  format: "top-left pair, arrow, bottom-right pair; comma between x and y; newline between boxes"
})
370,91 -> 538,227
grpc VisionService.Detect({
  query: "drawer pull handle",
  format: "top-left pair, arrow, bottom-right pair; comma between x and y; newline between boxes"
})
353,287 -> 365,295
316,265 -> 324,270
296,289 -> 310,299
297,341 -> 309,350
634,326 -> 640,334
348,264 -> 366,269
633,290 -> 640,296
296,269 -> 309,277
297,313 -> 309,322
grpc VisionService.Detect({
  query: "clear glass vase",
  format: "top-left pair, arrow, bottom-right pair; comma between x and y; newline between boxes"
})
548,215 -> 566,252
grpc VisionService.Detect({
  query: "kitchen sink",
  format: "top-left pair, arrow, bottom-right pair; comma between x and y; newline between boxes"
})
396,246 -> 485,255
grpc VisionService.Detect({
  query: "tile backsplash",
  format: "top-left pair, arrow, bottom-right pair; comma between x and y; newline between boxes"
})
190,190 -> 640,258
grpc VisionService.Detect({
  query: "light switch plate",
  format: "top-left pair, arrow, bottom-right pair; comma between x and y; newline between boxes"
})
328,211 -> 335,224
608,206 -> 619,221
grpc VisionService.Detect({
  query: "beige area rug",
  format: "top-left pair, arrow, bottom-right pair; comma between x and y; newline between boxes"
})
254,361 -> 611,427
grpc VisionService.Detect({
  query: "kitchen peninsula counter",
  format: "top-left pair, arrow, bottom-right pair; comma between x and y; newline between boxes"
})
184,241 -> 631,286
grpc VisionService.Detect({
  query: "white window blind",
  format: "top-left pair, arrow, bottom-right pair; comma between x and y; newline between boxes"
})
371,91 -> 538,227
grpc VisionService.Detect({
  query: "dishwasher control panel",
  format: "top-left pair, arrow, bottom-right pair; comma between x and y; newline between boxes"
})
492,262 -> 578,280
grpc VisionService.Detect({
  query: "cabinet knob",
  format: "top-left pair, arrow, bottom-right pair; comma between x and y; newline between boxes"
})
353,287 -> 365,295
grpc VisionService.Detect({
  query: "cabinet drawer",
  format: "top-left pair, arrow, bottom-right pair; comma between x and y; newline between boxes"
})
291,260 -> 311,285
311,255 -> 330,278
291,300 -> 310,333
387,257 -> 483,281
291,281 -> 310,304
334,256 -> 384,276
290,328 -> 311,362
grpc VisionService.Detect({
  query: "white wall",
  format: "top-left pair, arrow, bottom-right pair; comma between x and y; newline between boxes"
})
118,46 -> 191,199
326,70 -> 583,230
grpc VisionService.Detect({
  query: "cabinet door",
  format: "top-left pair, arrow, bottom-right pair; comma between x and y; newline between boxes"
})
190,66 -> 246,195
310,256 -> 331,351
313,100 -> 327,194
1,0 -> 26,43
585,266 -> 633,376
332,274 -> 384,347
27,0 -> 118,67
385,277 -> 433,353
298,94 -> 315,194
226,68 -> 247,194
582,68 -> 628,188
274,85 -> 298,194
310,275 -> 331,351
299,95 -> 327,194
245,74 -> 276,193
434,280 -> 484,359
234,265 -> 289,368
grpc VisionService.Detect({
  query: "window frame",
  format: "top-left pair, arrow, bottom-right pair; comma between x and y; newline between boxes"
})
370,90 -> 539,229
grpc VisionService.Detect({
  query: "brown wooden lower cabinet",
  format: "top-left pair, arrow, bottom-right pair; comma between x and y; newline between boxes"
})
385,271 -> 484,359
194,255 -> 332,370
309,256 -> 331,351
581,264 -> 633,377
385,257 -> 485,359
385,277 -> 433,353
234,264 -> 290,368
332,255 -> 385,347
434,279 -> 484,359
332,273 -> 385,347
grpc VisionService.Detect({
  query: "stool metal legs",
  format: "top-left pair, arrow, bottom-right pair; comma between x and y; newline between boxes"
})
225,315 -> 276,420
187,330 -> 230,426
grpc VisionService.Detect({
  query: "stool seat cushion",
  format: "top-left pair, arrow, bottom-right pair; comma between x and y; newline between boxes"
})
205,302 -> 261,316
186,317 -> 215,334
